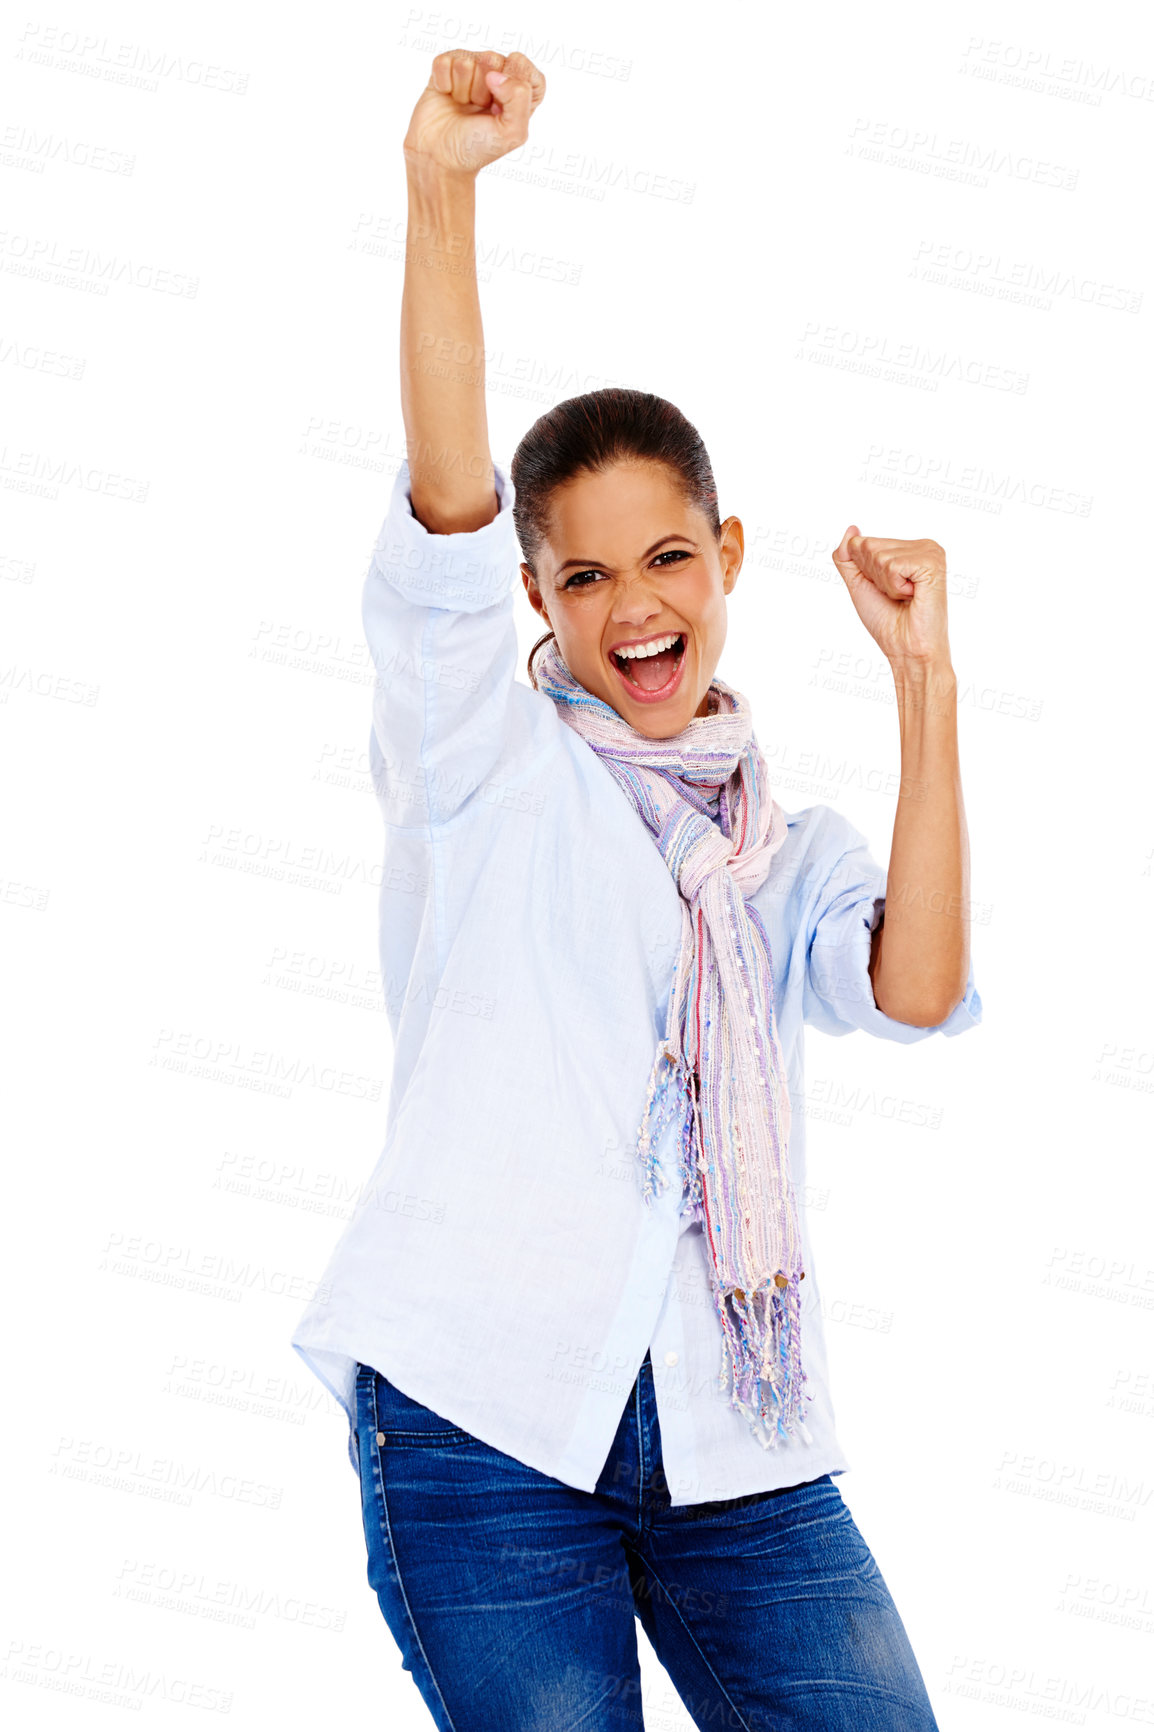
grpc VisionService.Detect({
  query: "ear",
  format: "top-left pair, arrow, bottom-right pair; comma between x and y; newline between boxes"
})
719,516 -> 744,595
521,562 -> 550,624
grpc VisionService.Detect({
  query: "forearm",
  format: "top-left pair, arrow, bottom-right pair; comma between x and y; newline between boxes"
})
872,661 -> 971,1025
401,156 -> 496,533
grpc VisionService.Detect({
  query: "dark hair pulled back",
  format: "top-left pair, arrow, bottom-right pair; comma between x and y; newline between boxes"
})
511,388 -> 721,688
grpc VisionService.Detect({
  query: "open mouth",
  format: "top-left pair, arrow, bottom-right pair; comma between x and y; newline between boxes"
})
610,633 -> 686,699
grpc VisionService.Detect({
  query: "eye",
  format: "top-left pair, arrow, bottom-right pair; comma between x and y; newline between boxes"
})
563,550 -> 690,590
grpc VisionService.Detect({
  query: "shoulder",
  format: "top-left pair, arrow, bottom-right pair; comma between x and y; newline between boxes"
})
773,802 -> 876,894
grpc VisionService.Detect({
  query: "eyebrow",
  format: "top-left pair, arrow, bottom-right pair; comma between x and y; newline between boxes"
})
555,535 -> 696,575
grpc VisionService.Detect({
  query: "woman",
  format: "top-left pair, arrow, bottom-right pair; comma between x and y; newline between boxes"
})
292,46 -> 981,1732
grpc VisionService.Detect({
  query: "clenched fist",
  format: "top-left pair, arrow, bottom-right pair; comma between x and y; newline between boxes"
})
831,528 -> 953,668
404,49 -> 546,178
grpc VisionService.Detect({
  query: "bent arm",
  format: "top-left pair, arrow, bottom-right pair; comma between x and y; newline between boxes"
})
802,801 -> 981,1043
871,662 -> 971,1026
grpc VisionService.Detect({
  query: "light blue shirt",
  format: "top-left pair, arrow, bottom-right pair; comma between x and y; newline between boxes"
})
290,458 -> 982,1506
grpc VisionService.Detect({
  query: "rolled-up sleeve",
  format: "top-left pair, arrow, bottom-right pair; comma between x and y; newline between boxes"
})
362,457 -> 523,828
802,819 -> 983,1043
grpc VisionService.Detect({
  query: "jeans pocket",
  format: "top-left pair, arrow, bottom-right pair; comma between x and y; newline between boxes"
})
356,1361 -> 474,1449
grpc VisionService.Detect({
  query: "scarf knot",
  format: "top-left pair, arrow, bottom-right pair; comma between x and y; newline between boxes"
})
532,636 -> 815,1451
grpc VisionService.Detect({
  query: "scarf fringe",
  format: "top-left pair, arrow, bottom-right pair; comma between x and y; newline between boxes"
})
712,1278 -> 816,1449
636,1037 -> 689,1206
636,900 -> 700,1209
637,1037 -> 815,1451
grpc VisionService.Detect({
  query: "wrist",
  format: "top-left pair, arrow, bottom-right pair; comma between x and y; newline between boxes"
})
404,148 -> 478,196
888,655 -> 957,690
403,154 -> 477,261
889,659 -> 958,728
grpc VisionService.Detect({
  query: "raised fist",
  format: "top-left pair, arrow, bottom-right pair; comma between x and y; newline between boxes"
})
404,49 -> 546,178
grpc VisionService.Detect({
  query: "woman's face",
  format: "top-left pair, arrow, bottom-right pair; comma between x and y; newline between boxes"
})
521,460 -> 744,738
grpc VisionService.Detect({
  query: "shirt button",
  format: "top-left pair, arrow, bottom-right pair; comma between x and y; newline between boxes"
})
664,1351 -> 679,1368
376,1431 -> 386,1445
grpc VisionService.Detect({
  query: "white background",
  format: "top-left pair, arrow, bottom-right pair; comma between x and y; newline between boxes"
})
4,0 -> 1153,1727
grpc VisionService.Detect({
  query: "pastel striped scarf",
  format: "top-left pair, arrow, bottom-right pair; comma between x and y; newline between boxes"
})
532,635 -> 814,1450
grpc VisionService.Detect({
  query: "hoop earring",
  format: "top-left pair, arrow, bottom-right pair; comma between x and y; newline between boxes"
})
527,630 -> 556,689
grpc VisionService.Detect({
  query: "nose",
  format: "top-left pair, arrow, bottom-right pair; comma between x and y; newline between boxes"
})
609,573 -> 663,631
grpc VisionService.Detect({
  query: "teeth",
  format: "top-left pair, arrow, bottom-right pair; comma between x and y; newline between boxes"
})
614,632 -> 681,660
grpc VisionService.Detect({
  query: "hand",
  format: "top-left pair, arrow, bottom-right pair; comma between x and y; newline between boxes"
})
404,49 -> 545,178
830,528 -> 952,667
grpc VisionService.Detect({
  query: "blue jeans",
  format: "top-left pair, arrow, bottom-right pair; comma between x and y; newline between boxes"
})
353,1353 -> 940,1730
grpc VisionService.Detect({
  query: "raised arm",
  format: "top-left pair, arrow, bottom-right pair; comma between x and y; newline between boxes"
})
829,529 -> 972,1027
361,50 -> 547,831
401,50 -> 544,533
